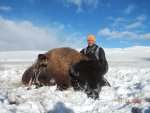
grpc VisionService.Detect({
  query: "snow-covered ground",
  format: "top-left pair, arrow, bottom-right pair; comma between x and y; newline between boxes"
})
0,46 -> 150,113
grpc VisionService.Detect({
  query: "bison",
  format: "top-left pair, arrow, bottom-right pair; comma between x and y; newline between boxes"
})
22,47 -> 110,99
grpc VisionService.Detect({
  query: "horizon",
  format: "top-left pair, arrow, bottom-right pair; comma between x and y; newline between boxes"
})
0,45 -> 150,64
0,45 -> 149,52
0,44 -> 150,52
0,0 -> 150,51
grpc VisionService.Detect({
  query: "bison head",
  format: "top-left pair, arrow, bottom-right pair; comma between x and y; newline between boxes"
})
22,54 -> 49,86
70,60 -> 111,99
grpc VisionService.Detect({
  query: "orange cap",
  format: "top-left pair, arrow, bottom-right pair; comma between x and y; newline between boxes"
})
87,34 -> 96,42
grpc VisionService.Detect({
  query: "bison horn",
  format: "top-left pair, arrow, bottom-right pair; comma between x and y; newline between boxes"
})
69,65 -> 79,77
100,78 -> 111,87
38,54 -> 48,60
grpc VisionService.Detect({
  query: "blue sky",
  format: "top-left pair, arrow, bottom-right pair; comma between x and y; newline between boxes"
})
0,0 -> 150,51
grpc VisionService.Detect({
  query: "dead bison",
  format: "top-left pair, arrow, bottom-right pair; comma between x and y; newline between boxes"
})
22,47 -> 110,99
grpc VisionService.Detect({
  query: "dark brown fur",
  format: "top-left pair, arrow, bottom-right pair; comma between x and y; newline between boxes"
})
22,47 -> 88,89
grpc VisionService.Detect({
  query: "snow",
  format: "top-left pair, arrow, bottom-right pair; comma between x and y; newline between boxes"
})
0,46 -> 150,113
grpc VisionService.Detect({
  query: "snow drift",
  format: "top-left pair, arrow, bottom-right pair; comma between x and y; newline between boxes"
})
0,46 -> 150,113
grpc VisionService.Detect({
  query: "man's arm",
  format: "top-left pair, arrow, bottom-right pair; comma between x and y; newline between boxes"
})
98,47 -> 107,61
98,47 -> 108,73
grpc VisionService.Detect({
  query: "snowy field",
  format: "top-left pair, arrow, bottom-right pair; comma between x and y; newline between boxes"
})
0,46 -> 150,113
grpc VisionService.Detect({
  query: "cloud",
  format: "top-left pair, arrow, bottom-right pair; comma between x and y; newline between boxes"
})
140,34 -> 150,41
110,17 -> 128,27
97,27 -> 138,40
102,10 -> 149,44
59,0 -> 99,13
126,22 -> 142,30
98,27 -> 112,36
84,0 -> 99,8
125,14 -> 147,30
0,16 -> 84,51
123,4 -> 136,15
0,6 -> 13,12
67,0 -> 82,12
137,15 -> 147,22
98,27 -> 150,41
62,32 -> 86,48
102,29 -> 137,40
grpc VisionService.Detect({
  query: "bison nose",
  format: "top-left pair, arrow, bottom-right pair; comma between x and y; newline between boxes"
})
86,89 -> 100,99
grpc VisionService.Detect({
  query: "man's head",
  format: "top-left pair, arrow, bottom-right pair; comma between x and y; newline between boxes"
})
87,34 -> 95,47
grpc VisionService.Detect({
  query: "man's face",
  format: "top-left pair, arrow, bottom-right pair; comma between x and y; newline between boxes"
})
88,40 -> 95,47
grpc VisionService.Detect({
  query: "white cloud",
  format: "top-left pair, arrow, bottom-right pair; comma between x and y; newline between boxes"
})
68,0 -> 82,12
120,31 -> 138,39
84,0 -> 99,8
137,15 -> 147,22
125,14 -> 147,30
59,0 -> 99,13
0,6 -> 13,12
98,27 -> 111,36
0,16 -> 84,51
97,27 -> 150,41
140,34 -> 150,41
107,16 -> 146,29
62,32 -> 86,48
126,22 -> 142,30
123,4 -> 136,15
98,27 -> 138,39
98,27 -> 122,39
111,17 -> 128,27
103,14 -> 149,42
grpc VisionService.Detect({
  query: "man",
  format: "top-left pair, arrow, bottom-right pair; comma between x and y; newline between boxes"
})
80,34 -> 108,75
